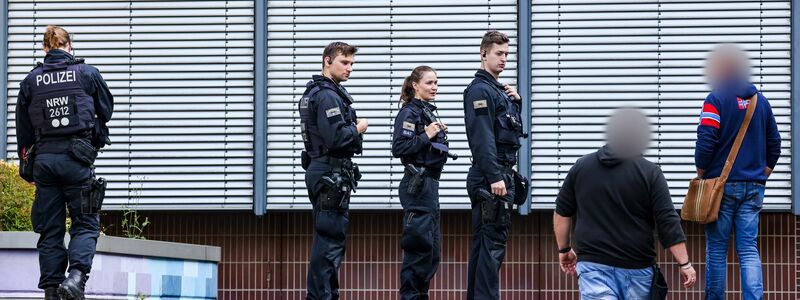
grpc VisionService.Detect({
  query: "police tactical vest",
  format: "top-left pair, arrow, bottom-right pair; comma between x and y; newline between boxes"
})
28,60 -> 95,138
466,78 -> 525,165
477,79 -> 524,148
298,79 -> 358,158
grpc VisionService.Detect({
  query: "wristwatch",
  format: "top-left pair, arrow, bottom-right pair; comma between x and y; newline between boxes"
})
558,246 -> 572,254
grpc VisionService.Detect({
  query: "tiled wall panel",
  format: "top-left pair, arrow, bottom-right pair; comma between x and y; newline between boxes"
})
102,212 -> 798,299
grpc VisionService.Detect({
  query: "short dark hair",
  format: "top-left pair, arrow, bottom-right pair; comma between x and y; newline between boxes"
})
480,30 -> 509,53
322,41 -> 358,67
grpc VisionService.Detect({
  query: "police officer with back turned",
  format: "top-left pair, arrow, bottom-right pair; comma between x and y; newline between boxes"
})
392,66 -> 456,300
463,30 -> 529,299
298,42 -> 368,300
16,25 -> 113,300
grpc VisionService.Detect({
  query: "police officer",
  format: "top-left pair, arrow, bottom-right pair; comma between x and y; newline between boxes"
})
298,42 -> 368,300
15,26 -> 113,300
463,30 -> 527,299
392,66 -> 455,300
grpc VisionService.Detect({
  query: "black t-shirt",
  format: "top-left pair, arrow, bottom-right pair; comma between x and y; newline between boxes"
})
555,145 -> 686,269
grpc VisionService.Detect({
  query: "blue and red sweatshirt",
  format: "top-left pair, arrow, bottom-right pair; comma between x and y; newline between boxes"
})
695,79 -> 781,183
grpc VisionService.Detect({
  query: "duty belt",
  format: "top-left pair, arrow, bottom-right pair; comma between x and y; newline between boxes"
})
36,138 -> 75,154
312,156 -> 354,170
404,165 -> 442,180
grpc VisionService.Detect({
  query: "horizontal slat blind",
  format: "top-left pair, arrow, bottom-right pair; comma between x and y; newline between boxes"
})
530,0 -> 791,209
6,0 -> 255,210
266,0 -> 518,209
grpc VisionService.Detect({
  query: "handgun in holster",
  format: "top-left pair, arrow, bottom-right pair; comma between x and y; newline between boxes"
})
81,177 -> 107,214
320,174 -> 349,211
405,164 -> 426,196
478,188 -> 513,225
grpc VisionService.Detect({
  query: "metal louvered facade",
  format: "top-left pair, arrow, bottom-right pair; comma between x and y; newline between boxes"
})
265,0 -> 518,209
5,0 -> 256,210
2,0 -> 796,212
530,0 -> 793,210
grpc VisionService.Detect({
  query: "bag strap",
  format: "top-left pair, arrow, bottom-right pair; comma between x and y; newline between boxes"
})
720,94 -> 758,180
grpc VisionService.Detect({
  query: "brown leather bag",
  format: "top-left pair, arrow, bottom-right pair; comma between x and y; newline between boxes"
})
682,94 -> 758,224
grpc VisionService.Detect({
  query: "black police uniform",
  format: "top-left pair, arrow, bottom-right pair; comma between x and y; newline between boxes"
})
463,69 -> 525,299
298,75 -> 362,300
391,98 -> 451,300
15,49 -> 113,296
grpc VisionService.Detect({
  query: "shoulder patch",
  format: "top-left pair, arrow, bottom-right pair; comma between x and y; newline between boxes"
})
473,100 -> 488,109
326,107 -> 341,118
403,121 -> 415,131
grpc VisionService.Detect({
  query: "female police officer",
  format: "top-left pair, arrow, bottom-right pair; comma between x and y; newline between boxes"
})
15,25 -> 113,300
391,66 -> 453,300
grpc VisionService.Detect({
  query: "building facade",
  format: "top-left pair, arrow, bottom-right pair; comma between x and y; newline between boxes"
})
3,0 -> 800,298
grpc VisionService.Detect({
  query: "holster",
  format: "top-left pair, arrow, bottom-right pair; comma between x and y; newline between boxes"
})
81,177 -> 107,214
19,145 -> 36,182
405,165 -> 426,196
69,138 -> 98,166
319,174 -> 350,211
478,188 -> 511,225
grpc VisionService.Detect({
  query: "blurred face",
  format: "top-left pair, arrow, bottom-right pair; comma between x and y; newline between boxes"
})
705,47 -> 749,88
325,54 -> 355,82
413,71 -> 438,101
705,56 -> 731,87
606,108 -> 652,160
482,43 -> 509,77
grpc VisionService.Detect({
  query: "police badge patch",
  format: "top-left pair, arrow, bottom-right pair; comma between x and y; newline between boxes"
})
401,120 -> 415,137
326,107 -> 341,118
473,99 -> 488,115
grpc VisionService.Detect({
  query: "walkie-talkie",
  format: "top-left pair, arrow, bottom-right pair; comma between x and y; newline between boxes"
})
421,105 -> 446,142
422,105 -> 458,160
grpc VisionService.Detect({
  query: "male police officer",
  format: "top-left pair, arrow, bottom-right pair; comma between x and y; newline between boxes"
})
16,25 -> 113,300
463,30 -> 527,299
298,42 -> 368,300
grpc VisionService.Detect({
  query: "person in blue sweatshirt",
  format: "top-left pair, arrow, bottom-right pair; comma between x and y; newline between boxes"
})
695,44 -> 781,300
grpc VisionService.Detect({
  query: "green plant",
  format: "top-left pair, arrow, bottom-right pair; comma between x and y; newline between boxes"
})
0,161 -> 36,231
120,178 -> 150,239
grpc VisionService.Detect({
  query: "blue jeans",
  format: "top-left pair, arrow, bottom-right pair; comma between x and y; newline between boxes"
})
577,261 -> 653,300
704,182 -> 764,300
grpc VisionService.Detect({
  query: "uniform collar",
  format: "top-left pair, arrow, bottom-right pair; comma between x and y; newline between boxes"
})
310,75 -> 353,105
409,98 -> 437,111
44,49 -> 75,64
475,69 -> 504,89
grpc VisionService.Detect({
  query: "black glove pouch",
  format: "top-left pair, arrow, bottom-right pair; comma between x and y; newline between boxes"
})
512,171 -> 529,206
69,138 -> 98,165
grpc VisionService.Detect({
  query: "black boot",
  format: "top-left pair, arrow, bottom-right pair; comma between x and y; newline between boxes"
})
57,269 -> 88,300
44,287 -> 60,300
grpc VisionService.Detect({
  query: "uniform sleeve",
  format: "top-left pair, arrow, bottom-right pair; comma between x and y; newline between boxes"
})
314,91 -> 361,151
391,108 -> 430,158
763,97 -> 782,169
15,76 -> 35,159
649,167 -> 686,248
464,85 -> 502,184
554,160 -> 579,217
86,67 -> 114,123
695,94 -> 721,171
